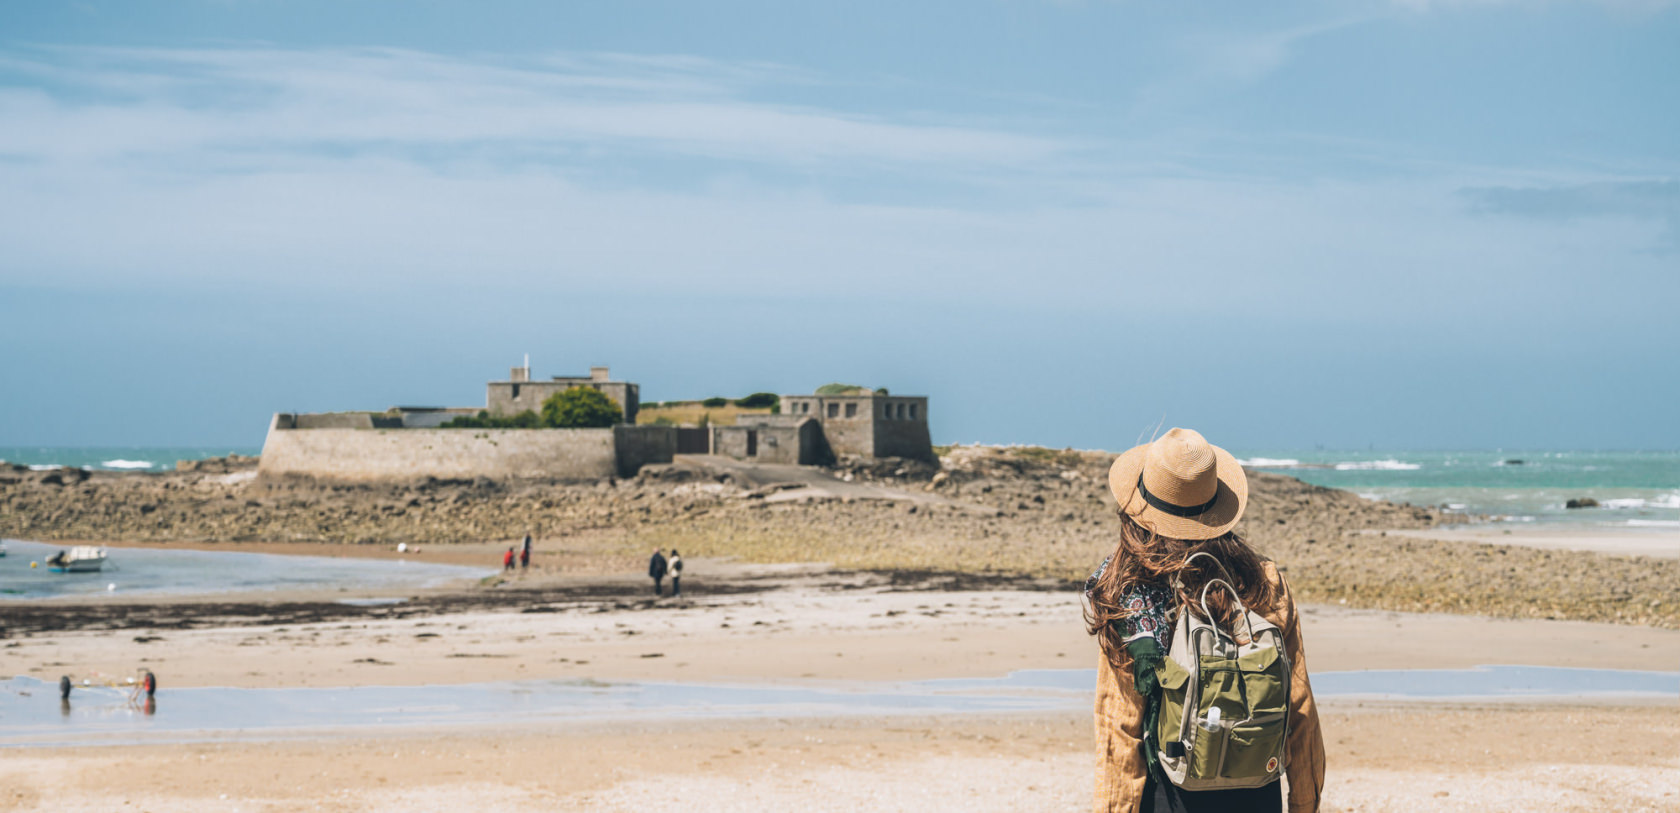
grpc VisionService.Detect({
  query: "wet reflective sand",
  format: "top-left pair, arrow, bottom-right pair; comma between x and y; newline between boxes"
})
6,665 -> 1674,748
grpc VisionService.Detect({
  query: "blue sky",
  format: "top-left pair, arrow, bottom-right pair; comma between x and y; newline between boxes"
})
1,1 -> 1676,450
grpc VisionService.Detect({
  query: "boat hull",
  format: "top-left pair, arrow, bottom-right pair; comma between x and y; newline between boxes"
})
49,557 -> 105,571
49,561 -> 104,573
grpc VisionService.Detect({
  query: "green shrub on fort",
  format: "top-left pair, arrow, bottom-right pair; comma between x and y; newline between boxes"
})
815,383 -> 886,396
700,396 -> 729,408
438,388 -> 620,429
440,410 -> 544,429
542,387 -> 622,428
733,392 -> 779,409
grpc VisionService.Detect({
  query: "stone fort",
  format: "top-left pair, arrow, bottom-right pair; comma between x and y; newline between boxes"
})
257,365 -> 932,482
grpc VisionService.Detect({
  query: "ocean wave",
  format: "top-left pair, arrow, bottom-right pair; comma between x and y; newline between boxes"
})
1624,519 -> 1680,528
26,463 -> 59,471
1599,498 -> 1647,510
1565,494 -> 1679,511
100,459 -> 155,469
1333,460 -> 1421,471
1237,457 -> 1300,468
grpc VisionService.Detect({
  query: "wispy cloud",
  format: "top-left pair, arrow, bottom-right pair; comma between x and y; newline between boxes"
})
0,45 -> 1071,169
1461,179 -> 1678,248
1388,0 -> 1679,11
1461,179 -> 1677,218
0,41 -> 1670,325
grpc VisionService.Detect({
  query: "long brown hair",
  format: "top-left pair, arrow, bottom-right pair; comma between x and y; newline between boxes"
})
1084,512 -> 1277,669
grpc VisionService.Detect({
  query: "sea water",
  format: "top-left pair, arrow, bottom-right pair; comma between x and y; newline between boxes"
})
1232,449 -> 1678,527
0,445 -> 261,472
0,540 -> 490,600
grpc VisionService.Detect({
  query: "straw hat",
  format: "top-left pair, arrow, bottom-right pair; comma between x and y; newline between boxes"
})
1108,428 -> 1248,540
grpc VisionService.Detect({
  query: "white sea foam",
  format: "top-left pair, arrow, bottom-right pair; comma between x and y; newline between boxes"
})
1445,503 -> 1467,511
1599,498 -> 1647,510
1237,457 -> 1300,468
1598,494 -> 1680,511
100,459 -> 155,469
1624,519 -> 1680,528
27,464 -> 59,471
1355,492 -> 1384,501
1333,459 -> 1421,471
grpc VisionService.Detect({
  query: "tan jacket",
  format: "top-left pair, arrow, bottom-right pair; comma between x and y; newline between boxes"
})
1092,560 -> 1325,812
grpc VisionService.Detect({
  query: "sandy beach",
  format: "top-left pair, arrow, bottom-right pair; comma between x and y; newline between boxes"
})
9,559 -> 1679,689
5,452 -> 1678,811
5,555 -> 1679,812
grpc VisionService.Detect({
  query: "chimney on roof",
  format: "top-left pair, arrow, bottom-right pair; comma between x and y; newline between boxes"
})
511,365 -> 530,383
590,366 -> 610,382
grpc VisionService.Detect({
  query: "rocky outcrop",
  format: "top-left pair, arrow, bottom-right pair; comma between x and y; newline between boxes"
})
1,449 -> 1674,629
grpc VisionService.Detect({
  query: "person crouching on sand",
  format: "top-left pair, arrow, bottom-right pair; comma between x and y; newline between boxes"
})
648,548 -> 668,596
1084,428 -> 1325,813
503,546 -> 515,571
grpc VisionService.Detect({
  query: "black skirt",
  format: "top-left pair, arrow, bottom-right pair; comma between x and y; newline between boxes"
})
1141,776 -> 1281,813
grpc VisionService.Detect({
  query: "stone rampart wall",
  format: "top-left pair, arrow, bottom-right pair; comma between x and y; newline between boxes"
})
259,415 -> 628,482
873,418 -> 934,461
613,425 -> 677,478
821,415 -> 874,458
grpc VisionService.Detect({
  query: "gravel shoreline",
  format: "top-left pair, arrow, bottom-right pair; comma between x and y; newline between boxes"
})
3,446 -> 1674,628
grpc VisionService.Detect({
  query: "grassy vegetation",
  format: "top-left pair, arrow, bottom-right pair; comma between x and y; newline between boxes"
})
441,388 -> 622,429
636,402 -> 773,427
439,410 -> 544,429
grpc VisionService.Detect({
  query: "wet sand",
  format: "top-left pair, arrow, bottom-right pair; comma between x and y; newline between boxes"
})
3,704 -> 1676,812
1366,526 -> 1680,559
5,556 -> 1678,811
10,556 -> 1680,690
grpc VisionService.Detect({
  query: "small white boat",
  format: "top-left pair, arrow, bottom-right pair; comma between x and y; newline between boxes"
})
47,546 -> 107,573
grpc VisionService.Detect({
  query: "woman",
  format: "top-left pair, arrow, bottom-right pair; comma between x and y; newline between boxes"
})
1085,428 -> 1325,813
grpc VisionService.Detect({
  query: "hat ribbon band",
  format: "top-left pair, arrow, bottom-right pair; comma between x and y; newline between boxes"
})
1136,476 -> 1219,518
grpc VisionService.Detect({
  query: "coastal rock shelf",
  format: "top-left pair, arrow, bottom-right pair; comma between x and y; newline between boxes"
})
2,448 -> 1676,628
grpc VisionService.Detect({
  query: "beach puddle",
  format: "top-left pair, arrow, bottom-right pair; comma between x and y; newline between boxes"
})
0,539 -> 490,601
3,665 -> 1672,748
0,673 -> 1080,748
1309,664 -> 1680,700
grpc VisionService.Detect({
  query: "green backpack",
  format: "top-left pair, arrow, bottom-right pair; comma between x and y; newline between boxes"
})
1152,552 -> 1291,790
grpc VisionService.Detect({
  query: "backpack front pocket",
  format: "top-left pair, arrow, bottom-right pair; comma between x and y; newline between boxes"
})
1221,713 -> 1286,778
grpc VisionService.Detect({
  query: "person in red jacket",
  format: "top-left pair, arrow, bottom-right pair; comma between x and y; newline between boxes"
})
502,547 -> 516,571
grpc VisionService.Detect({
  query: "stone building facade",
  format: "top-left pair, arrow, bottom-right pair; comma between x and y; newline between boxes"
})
777,393 -> 932,461
486,365 -> 639,423
708,391 -> 933,465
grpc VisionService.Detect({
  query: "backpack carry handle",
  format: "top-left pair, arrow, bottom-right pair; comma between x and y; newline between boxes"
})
1198,578 -> 1257,647
1177,552 -> 1257,645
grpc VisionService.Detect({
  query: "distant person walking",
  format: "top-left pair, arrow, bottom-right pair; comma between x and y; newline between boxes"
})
502,547 -> 516,571
648,548 -> 668,596
521,531 -> 533,570
1084,428 -> 1324,812
669,549 -> 684,597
